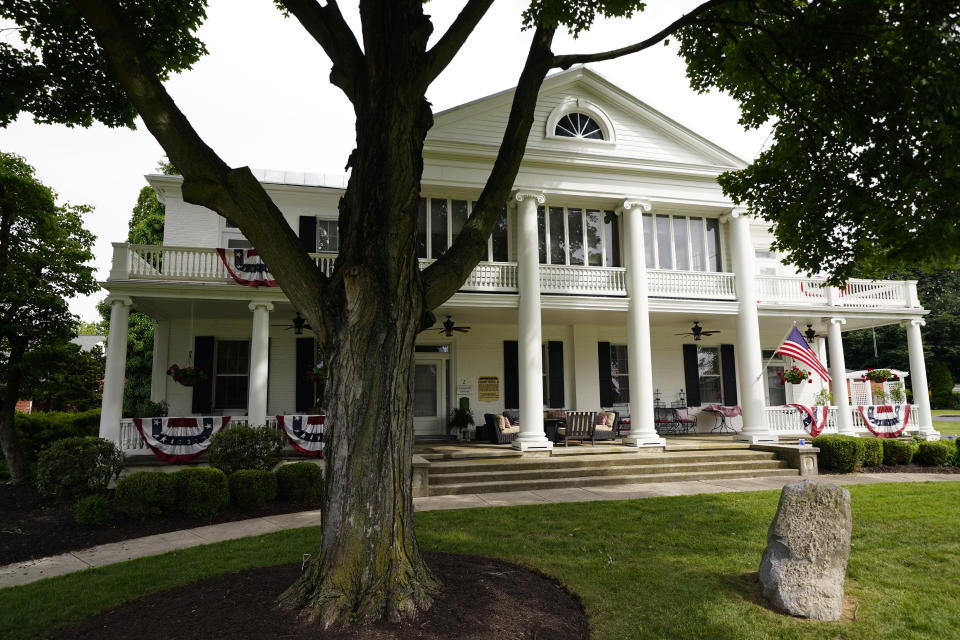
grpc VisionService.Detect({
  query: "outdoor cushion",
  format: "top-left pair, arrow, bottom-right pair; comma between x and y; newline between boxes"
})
496,415 -> 510,430
502,425 -> 520,434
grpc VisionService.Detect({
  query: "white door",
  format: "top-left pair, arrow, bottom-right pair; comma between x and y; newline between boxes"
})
413,358 -> 447,436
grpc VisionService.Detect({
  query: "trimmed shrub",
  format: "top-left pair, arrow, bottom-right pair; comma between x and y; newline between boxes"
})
276,462 -> 323,503
207,426 -> 285,475
229,470 -> 277,509
812,435 -> 863,473
170,468 -> 229,518
74,494 -> 110,526
882,439 -> 914,466
15,409 -> 101,463
859,438 -> 883,467
114,472 -> 175,518
36,436 -> 123,499
915,441 -> 955,467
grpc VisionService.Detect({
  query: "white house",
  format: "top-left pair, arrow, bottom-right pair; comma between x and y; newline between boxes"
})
98,67 -> 938,456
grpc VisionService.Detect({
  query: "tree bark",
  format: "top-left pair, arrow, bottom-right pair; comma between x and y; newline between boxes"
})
0,340 -> 32,484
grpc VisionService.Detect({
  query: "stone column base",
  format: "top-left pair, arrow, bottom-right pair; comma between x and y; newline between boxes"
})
914,429 -> 941,441
733,432 -> 779,444
512,438 -> 554,452
623,435 -> 666,448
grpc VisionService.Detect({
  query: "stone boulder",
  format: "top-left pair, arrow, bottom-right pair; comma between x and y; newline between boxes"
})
758,480 -> 851,620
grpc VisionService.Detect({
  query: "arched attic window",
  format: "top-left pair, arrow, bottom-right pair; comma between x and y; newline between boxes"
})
545,98 -> 616,144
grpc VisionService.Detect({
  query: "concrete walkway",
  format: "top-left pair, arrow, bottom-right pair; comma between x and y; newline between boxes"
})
2,472 -> 957,590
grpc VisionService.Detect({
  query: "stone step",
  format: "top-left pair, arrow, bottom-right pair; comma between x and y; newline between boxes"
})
427,450 -> 780,475
428,467 -> 800,495
428,459 -> 791,486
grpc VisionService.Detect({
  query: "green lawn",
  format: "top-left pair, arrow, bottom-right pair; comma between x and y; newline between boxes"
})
2,482 -> 959,639
932,409 -> 960,436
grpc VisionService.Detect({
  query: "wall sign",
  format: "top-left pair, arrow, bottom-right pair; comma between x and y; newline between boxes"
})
478,376 -> 499,402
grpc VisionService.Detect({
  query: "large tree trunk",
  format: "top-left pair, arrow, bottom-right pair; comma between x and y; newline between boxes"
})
278,10 -> 441,623
0,341 -> 32,484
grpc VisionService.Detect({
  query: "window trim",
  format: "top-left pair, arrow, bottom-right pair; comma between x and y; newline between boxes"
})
538,204 -> 620,268
643,213 -> 724,273
545,98 -> 616,145
419,197 -> 509,262
696,345 -> 723,405
315,218 -> 339,253
213,339 -> 251,412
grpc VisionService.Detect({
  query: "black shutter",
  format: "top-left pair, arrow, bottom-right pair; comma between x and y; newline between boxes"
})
295,337 -> 316,412
682,344 -> 701,407
298,216 -> 317,253
504,341 -> 519,409
721,344 -> 738,406
192,336 -> 215,414
598,342 -> 613,407
547,341 -> 564,408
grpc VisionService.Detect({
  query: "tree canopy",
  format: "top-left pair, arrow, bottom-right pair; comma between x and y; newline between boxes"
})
0,151 -> 97,483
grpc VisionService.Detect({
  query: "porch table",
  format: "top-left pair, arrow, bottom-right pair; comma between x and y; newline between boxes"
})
702,404 -> 740,433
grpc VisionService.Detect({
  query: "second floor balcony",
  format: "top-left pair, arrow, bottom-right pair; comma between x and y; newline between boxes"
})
109,243 -> 921,311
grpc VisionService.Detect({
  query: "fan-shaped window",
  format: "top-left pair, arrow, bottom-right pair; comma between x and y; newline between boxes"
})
554,113 -> 604,140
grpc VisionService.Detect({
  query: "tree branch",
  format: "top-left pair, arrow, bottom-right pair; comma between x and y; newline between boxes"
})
421,0 -> 495,85
68,0 -> 333,341
552,0 -> 733,69
421,26 -> 556,310
278,0 -> 366,102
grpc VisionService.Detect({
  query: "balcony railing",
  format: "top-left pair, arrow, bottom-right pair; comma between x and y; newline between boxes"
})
112,243 -> 918,309
763,405 -> 919,435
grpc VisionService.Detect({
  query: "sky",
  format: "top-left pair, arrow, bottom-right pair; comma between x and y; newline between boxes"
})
0,0 -> 772,322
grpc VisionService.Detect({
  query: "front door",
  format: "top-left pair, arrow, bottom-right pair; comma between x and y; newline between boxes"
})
413,358 -> 447,436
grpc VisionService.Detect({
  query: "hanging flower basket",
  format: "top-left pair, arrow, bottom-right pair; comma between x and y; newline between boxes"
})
863,368 -> 897,383
166,364 -> 209,387
304,365 -> 326,384
779,367 -> 812,385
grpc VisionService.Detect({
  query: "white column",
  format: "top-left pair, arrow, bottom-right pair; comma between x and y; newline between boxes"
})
99,297 -> 133,444
827,317 -> 856,436
620,200 -> 665,448
248,301 -> 273,427
727,210 -> 776,443
512,192 -> 552,451
905,319 -> 939,440
150,319 -> 170,404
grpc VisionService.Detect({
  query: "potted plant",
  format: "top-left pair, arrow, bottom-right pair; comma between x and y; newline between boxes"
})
778,367 -> 812,385
448,399 -> 474,438
166,364 -> 209,387
889,383 -> 906,403
863,368 -> 896,383
813,388 -> 832,406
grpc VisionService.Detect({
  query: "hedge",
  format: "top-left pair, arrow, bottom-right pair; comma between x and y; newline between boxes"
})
276,462 -> 324,503
74,494 -> 110,526
882,439 -> 914,466
36,436 -> 123,500
229,470 -> 277,509
207,426 -> 285,475
914,441 -> 955,467
115,472 -> 176,518
170,468 -> 229,518
859,437 -> 883,468
14,409 -> 101,462
812,435 -> 863,473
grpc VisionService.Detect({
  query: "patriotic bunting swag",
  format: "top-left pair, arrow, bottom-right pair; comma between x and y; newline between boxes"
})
858,405 -> 911,438
277,415 -> 325,456
216,248 -> 278,287
787,404 -> 829,437
133,417 -> 230,462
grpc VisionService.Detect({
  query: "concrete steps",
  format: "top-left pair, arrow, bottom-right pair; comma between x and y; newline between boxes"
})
425,449 -> 799,496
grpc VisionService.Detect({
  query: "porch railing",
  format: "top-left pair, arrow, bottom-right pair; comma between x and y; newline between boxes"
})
763,405 -> 919,436
119,416 -> 280,454
113,243 -> 918,309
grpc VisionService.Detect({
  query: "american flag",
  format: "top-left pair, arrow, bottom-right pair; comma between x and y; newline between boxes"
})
775,327 -> 831,383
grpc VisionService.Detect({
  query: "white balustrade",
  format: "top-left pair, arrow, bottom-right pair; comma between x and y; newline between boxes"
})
119,416 -> 281,454
114,244 -> 916,308
763,405 -> 919,436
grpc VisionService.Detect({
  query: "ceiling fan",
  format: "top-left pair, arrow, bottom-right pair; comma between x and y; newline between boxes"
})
675,321 -> 720,341
804,324 -> 827,342
437,315 -> 471,337
273,312 -> 311,335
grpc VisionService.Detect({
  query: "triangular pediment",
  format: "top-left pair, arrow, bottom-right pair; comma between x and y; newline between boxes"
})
427,67 -> 745,171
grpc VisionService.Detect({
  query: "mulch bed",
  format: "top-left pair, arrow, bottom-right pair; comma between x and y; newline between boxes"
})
52,552 -> 590,640
0,482 -> 321,567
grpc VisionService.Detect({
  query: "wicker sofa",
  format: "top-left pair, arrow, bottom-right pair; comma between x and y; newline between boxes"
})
483,413 -> 519,444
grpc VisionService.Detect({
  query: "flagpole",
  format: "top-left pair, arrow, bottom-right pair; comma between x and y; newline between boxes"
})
756,322 -> 797,382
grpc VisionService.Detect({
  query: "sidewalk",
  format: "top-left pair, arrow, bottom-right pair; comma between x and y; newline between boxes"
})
2,472 -> 957,589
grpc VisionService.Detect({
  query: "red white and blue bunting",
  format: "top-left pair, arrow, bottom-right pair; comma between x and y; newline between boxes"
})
787,404 -> 829,437
133,417 -> 230,462
277,415 -> 325,457
858,405 -> 910,438
216,248 -> 278,287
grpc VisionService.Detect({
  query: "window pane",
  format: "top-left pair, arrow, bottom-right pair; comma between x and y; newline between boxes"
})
610,345 -> 630,404
216,341 -> 249,375
698,346 -> 721,405
699,376 -> 722,404
767,366 -> 786,405
537,206 -> 546,264
706,217 -> 721,271
586,209 -> 603,266
690,217 -> 706,271
549,206 -> 566,264
413,364 -> 437,417
673,216 -> 689,271
604,211 -> 621,267
656,215 -> 672,269
491,206 -> 508,262
612,375 -> 630,404
451,200 -> 468,245
430,199 -> 448,258
317,220 -> 339,252
417,198 -> 426,259
215,376 -> 248,410
642,213 -> 654,268
567,208 -> 584,266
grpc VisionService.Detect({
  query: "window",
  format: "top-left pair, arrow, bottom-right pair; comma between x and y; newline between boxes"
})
537,205 -> 620,267
214,340 -> 249,410
643,213 -> 722,272
610,344 -> 630,404
697,346 -> 722,405
554,112 -> 604,140
317,220 -> 339,252
417,198 -> 508,262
